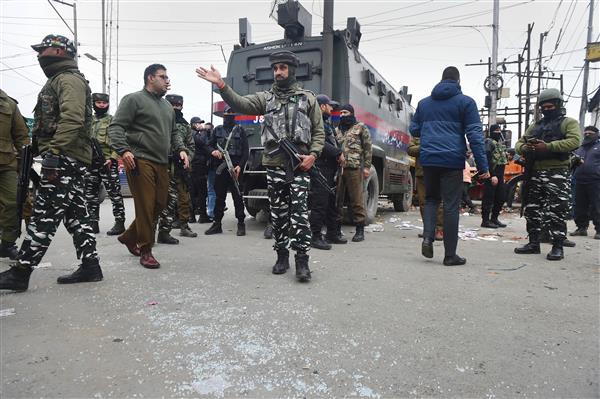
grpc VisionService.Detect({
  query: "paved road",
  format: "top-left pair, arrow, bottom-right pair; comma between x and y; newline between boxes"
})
1,199 -> 598,398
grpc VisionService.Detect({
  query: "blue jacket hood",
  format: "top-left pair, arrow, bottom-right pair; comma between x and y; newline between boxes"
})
431,80 -> 462,100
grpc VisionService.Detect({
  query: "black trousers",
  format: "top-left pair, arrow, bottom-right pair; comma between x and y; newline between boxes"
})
423,167 -> 463,257
213,170 -> 245,222
574,181 -> 600,232
189,170 -> 208,217
308,167 -> 338,235
481,165 -> 505,220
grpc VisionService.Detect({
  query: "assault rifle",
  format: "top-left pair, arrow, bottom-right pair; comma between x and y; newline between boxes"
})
519,138 -> 537,217
91,138 -> 109,172
216,142 -> 241,197
265,126 -> 335,195
16,144 -> 35,235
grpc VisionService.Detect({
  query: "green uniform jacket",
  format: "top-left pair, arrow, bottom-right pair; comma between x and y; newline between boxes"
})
336,122 -> 373,170
91,113 -> 118,160
108,89 -> 187,165
34,60 -> 93,164
0,90 -> 29,170
407,136 -> 423,177
174,121 -> 195,159
515,117 -> 581,170
219,83 -> 324,167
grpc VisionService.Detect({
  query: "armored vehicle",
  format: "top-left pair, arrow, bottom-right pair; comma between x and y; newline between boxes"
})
214,0 -> 414,223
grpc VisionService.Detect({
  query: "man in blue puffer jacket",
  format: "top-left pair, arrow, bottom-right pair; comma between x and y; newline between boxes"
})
410,66 -> 490,266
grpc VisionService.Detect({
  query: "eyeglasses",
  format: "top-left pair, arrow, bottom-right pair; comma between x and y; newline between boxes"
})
155,74 -> 170,81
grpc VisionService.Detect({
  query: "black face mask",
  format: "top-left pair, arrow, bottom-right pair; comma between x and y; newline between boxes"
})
223,114 -> 235,129
93,105 -> 109,116
583,133 -> 599,145
38,56 -> 68,77
490,131 -> 503,142
541,108 -> 562,120
339,115 -> 356,129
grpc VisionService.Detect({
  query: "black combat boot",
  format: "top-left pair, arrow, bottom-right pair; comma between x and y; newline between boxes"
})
263,224 -> 273,239
490,217 -> 507,228
326,225 -> 347,244
0,266 -> 32,291
0,241 -> 19,260
57,257 -> 104,284
514,233 -> 541,254
352,224 -> 365,242
570,228 -> 587,236
180,223 -> 198,238
546,242 -> 564,261
205,221 -> 223,235
272,249 -> 290,274
311,233 -> 332,250
106,220 -> 125,236
562,238 -> 576,247
90,221 -> 100,234
294,252 -> 311,282
421,237 -> 434,258
481,215 -> 499,228
237,221 -> 246,236
157,231 -> 179,244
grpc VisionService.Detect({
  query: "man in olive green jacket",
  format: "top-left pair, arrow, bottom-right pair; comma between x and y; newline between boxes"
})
0,90 -> 29,260
0,34 -> 103,292
108,63 -> 189,269
196,50 -> 324,282
514,88 -> 581,261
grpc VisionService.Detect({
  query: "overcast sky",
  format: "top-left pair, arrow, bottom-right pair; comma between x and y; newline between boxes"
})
1,0 -> 598,133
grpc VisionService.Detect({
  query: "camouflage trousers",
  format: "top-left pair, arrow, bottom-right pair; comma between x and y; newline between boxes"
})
158,172 -> 179,233
524,169 -> 570,243
267,166 -> 311,253
84,161 -> 125,223
17,155 -> 98,269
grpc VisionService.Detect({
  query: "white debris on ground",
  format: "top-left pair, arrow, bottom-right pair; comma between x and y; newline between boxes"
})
0,308 -> 16,318
365,223 -> 385,232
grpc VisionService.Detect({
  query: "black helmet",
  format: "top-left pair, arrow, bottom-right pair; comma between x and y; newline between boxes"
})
92,93 -> 109,102
165,94 -> 183,105
269,50 -> 300,68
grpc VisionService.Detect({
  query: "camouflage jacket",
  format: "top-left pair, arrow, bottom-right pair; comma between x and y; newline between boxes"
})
173,121 -> 195,160
336,122 -> 373,170
0,89 -> 29,170
91,113 -> 118,159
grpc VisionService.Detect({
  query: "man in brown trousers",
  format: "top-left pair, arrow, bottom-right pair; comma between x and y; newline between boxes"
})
108,64 -> 189,269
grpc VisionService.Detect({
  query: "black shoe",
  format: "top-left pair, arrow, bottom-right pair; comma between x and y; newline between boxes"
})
311,234 -> 332,250
106,220 -> 125,236
157,231 -> 179,244
569,228 -> 587,236
325,233 -> 347,244
0,266 -> 32,291
205,222 -> 223,235
263,224 -> 273,239
295,253 -> 311,282
91,221 -> 100,234
180,224 -> 198,238
443,255 -> 467,266
0,241 -> 19,260
198,215 -> 212,224
490,218 -> 507,228
57,258 -> 103,284
562,238 -> 576,248
272,249 -> 289,274
546,244 -> 564,261
421,238 -> 434,258
481,220 -> 499,228
514,242 -> 541,254
352,225 -> 365,242
237,222 -> 246,236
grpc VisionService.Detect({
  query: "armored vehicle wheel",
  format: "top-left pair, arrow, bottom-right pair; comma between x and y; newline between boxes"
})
364,166 -> 379,225
392,173 -> 413,212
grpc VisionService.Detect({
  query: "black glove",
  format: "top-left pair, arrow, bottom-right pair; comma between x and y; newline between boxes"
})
41,153 -> 60,182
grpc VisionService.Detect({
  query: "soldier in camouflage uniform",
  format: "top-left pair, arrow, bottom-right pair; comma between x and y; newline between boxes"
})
0,34 -> 103,291
196,50 -> 325,282
514,88 -> 581,261
84,92 -> 126,235
481,124 -> 508,228
0,90 -> 29,260
336,103 -> 373,242
157,94 -> 197,242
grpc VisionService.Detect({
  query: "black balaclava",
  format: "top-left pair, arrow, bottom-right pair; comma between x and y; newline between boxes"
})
489,124 -> 503,142
94,104 -> 109,117
541,100 -> 562,119
583,126 -> 599,145
339,104 -> 357,131
38,55 -> 76,78
223,113 -> 236,130
174,108 -> 187,124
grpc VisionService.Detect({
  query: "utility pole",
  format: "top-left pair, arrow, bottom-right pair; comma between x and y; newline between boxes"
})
579,0 -> 595,127
534,31 -> 547,121
101,0 -> 106,93
489,0 -> 500,125
322,0 -> 334,97
48,0 -> 78,51
524,23 -> 533,130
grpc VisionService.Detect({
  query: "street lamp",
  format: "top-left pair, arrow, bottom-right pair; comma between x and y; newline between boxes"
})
84,53 -> 106,94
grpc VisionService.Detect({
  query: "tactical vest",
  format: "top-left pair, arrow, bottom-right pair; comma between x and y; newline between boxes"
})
529,116 -> 569,161
214,125 -> 244,157
33,70 -> 92,140
261,92 -> 311,146
91,114 -> 113,158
